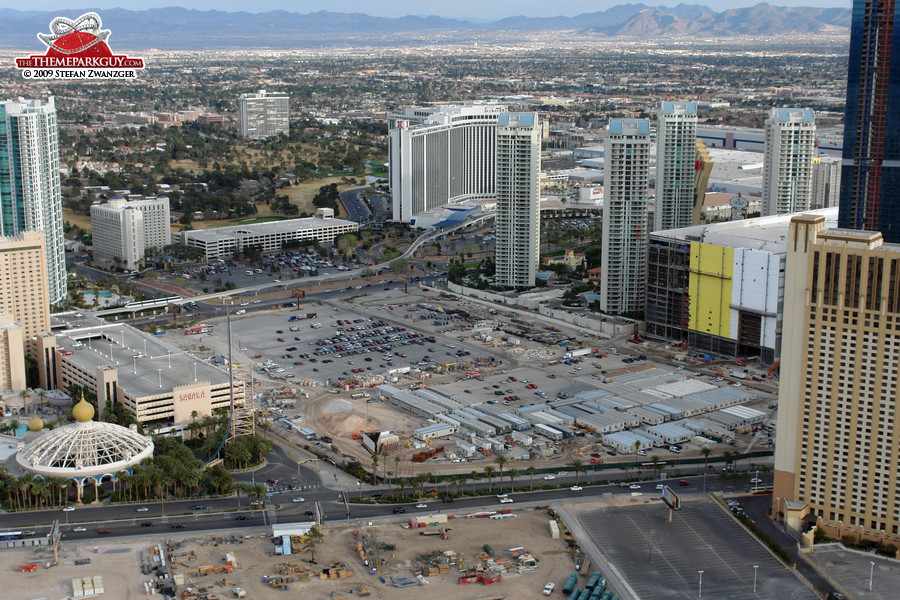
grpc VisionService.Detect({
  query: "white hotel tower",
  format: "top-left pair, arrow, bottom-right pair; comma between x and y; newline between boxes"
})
388,103 -> 506,222
601,119 -> 651,316
655,101 -> 698,231
494,113 -> 541,289
763,107 -> 816,216
0,97 -> 66,305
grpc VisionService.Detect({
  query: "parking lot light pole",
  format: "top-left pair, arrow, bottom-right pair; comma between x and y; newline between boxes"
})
753,565 -> 758,592
698,570 -> 703,598
869,561 -> 874,591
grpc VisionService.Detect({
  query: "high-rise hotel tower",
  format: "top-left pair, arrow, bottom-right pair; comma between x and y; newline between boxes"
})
0,97 -> 66,305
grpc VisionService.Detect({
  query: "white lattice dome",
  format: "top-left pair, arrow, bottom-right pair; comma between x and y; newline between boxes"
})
16,420 -> 154,479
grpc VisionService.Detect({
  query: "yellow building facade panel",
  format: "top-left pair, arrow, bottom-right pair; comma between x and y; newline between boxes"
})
688,242 -> 733,338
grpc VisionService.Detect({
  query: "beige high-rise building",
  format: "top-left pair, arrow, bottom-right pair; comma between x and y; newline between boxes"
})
0,231 -> 50,341
774,214 -> 900,546
0,313 -> 26,392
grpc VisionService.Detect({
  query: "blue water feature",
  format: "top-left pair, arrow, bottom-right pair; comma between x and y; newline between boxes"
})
14,424 -> 28,438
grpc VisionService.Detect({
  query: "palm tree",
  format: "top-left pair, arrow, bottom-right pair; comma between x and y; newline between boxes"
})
507,468 -> 519,492
234,482 -> 249,509
483,466 -> 495,493
701,447 -> 712,472
471,470 -> 479,494
381,451 -> 389,481
526,465 -> 537,490
571,459 -> 583,485
651,455 -> 661,480
494,456 -> 508,484
632,440 -> 641,456
370,453 -> 379,486
394,456 -> 401,478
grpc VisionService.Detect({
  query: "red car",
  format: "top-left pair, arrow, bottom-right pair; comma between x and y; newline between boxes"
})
508,376 -> 517,381
525,383 -> 537,389
679,480 -> 691,486
277,338 -> 285,342
97,529 -> 111,534
253,355 -> 262,359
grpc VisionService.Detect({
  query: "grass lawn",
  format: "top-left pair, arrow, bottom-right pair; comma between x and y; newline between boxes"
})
63,208 -> 92,233
284,177 -> 347,217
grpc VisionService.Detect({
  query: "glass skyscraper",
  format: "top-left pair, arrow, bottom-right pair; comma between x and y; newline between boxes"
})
0,97 -> 66,305
839,0 -> 900,241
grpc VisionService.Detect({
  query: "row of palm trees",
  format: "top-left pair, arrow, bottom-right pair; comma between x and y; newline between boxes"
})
377,447 -> 758,500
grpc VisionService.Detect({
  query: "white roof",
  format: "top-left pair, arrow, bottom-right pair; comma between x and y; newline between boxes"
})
17,421 -> 154,479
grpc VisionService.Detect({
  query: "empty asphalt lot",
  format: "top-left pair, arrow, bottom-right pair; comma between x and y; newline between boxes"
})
573,497 -> 817,600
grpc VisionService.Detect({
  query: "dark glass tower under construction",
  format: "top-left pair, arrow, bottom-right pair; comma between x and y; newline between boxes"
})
840,0 -> 900,241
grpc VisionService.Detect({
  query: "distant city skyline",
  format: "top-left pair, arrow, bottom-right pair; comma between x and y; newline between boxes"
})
8,1 -> 850,21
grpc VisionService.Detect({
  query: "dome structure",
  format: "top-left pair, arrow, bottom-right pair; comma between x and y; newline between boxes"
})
16,398 -> 153,500
28,415 -> 44,432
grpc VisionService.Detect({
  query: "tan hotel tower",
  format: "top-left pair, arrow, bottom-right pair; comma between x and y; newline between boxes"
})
774,214 -> 900,545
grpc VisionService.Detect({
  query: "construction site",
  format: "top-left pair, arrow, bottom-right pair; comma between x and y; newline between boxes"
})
1,508 -> 579,600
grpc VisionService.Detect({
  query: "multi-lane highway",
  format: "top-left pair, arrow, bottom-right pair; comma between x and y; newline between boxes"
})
2,467 -> 771,543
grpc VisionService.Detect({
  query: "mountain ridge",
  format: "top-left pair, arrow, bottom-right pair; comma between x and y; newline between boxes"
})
0,4 -> 851,50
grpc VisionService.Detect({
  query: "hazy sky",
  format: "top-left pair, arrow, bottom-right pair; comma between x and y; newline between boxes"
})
9,1 -> 851,21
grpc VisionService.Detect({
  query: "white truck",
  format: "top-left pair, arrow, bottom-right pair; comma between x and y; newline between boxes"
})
232,587 -> 246,598
564,347 -> 592,359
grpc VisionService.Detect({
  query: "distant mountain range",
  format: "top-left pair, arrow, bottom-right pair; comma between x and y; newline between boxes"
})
0,4 -> 851,50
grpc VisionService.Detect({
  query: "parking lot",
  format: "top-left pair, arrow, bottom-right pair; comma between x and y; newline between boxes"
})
155,247 -> 361,294
573,498 -> 816,600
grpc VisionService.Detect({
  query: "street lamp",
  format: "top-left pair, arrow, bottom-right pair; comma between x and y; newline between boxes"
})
869,560 -> 875,591
698,570 -> 703,598
753,565 -> 758,593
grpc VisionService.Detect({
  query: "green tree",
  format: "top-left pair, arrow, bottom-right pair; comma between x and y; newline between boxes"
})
483,466 -> 495,493
302,526 -> 325,562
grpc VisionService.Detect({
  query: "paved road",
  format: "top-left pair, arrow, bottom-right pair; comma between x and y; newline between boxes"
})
339,187 -> 371,223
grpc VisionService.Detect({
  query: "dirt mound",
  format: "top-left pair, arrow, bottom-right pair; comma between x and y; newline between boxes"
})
317,398 -> 371,436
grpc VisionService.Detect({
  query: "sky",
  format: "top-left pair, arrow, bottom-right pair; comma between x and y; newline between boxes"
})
5,1 -> 852,21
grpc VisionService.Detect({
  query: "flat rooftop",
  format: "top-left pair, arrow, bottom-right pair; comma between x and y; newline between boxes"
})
650,207 -> 839,253
179,216 -> 356,241
52,313 -> 232,399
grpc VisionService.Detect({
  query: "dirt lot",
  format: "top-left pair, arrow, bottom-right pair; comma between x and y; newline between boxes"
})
1,509 -> 573,600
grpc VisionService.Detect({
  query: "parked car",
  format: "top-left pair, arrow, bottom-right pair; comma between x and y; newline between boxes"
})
543,582 -> 556,596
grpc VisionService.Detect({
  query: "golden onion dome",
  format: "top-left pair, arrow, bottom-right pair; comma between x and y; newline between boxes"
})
72,395 -> 95,423
27,415 -> 44,431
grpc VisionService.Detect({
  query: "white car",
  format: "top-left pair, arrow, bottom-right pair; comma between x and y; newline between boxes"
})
136,506 -> 149,512
416,503 -> 428,509
629,484 -> 641,490
543,582 -> 556,596
750,478 -> 762,484
500,497 -> 514,504
656,484 -> 665,490
570,486 -> 583,491
292,497 -> 306,503
62,506 -> 75,512
73,527 -> 87,532
543,475 -> 556,480
235,309 -> 247,315
496,493 -> 508,498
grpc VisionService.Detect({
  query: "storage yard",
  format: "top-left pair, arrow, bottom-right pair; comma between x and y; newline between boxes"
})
168,286 -> 778,474
1,509 -> 580,600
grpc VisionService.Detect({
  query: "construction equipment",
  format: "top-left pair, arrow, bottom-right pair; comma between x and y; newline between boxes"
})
767,360 -> 780,378
418,528 -> 450,539
16,563 -> 37,572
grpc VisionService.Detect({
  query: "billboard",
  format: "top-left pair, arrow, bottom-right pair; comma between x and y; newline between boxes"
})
661,485 -> 681,510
